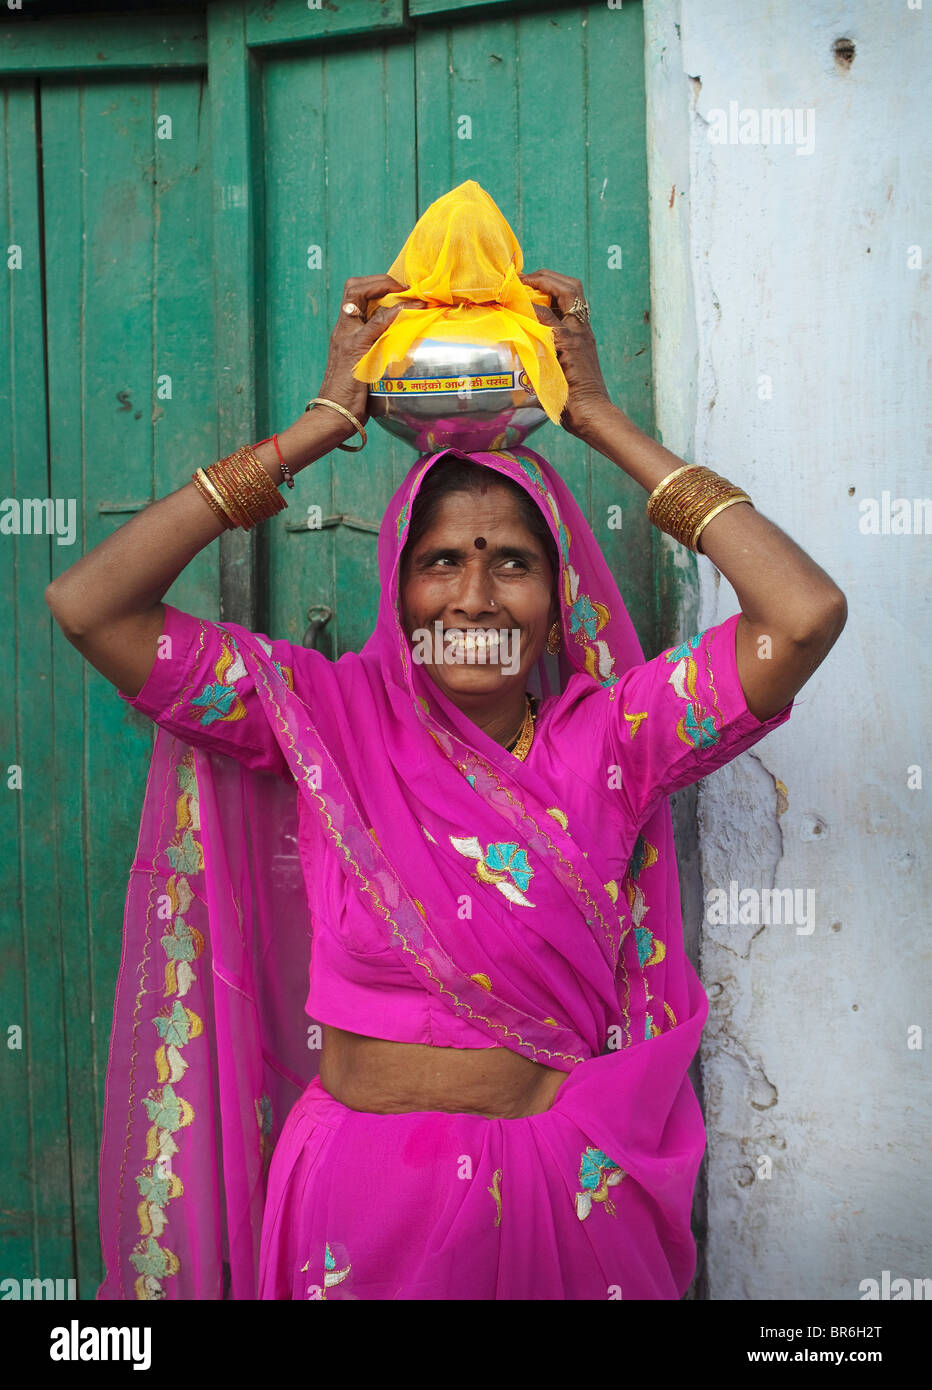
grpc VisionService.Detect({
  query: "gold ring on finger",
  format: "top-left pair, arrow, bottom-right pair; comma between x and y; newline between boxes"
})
566,297 -> 590,324
342,301 -> 363,317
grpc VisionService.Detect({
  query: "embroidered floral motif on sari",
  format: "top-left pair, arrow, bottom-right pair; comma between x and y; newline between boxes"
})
449,834 -> 536,908
574,1147 -> 627,1221
622,834 -> 668,1039
396,497 -> 411,544
254,636 -> 295,691
624,844 -> 653,931
301,1243 -> 352,1300
189,631 -> 293,729
163,759 -> 203,877
152,1001 -> 202,1071
190,636 -> 249,726
488,1168 -> 503,1227
563,565 -> 617,688
624,709 -> 648,737
323,1241 -> 352,1295
131,753 -> 205,1299
635,927 -> 665,969
664,629 -> 724,749
160,913 -> 204,1000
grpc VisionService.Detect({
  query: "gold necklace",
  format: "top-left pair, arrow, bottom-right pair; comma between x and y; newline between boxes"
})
507,694 -> 536,761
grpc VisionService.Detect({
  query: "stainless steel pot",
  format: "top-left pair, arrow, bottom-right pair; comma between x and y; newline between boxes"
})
367,335 -> 548,452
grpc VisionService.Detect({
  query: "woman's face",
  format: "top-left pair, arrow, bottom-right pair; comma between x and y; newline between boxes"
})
399,484 -> 559,714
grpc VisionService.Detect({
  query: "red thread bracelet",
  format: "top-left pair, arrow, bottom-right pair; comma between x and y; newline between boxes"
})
254,435 -> 295,490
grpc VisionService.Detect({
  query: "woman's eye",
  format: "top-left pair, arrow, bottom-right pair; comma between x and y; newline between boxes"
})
424,555 -> 527,570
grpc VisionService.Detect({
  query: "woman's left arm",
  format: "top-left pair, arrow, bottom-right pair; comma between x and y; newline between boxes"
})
522,270 -> 848,722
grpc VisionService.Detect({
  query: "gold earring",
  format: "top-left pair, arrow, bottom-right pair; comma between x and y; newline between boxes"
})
546,621 -> 562,655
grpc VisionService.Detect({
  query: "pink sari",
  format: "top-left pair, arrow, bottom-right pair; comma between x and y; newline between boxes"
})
97,445 -> 791,1300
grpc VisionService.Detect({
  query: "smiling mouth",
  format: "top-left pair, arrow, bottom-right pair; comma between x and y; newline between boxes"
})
443,628 -> 505,654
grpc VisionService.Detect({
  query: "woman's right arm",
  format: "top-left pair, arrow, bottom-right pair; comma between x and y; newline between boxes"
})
45,275 -> 412,696
44,408 -> 350,697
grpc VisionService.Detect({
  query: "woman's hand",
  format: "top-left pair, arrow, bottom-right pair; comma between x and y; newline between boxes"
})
519,269 -> 611,439
315,275 -> 426,427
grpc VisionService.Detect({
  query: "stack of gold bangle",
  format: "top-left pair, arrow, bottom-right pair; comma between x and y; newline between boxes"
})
192,445 -> 286,531
646,464 -> 753,553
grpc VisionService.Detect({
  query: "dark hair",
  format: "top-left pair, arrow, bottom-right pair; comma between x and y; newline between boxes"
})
400,454 -> 560,588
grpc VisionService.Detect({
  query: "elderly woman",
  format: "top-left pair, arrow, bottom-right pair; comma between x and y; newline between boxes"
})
46,261 -> 845,1302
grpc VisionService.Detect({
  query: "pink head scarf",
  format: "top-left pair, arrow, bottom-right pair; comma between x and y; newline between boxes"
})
97,445 -> 706,1300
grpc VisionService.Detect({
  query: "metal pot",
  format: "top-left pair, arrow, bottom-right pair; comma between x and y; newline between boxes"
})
367,335 -> 547,452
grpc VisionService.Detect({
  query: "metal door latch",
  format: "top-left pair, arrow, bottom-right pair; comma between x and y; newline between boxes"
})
302,604 -> 333,649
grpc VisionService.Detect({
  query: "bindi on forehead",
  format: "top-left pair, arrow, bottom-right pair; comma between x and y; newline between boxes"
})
473,536 -> 486,549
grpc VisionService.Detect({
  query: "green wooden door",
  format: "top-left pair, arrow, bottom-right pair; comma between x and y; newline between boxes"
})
261,1 -> 657,659
0,0 -> 655,1299
1,63 -> 218,1302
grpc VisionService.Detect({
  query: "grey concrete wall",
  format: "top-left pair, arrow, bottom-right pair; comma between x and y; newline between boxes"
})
643,0 -> 930,1300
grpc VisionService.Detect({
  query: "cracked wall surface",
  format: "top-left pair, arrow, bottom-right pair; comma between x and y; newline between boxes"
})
644,0 -> 929,1299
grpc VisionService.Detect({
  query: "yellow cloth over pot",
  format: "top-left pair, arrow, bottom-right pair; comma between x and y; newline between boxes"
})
353,181 -> 568,425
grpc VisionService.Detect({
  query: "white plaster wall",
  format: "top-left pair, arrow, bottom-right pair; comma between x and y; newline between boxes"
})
643,0 -> 930,1300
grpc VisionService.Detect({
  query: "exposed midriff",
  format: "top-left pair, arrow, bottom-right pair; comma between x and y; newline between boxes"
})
318,1024 -> 569,1119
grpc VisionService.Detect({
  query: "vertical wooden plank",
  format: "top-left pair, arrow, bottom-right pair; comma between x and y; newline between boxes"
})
262,50 -> 334,651
443,17 -> 518,203
512,5 -> 590,532
82,72 -> 162,1225
207,0 -> 259,626
76,75 -> 165,1296
75,72 -> 170,1107
0,80 -> 73,1288
583,0 -> 657,653
41,77 -> 98,1299
262,37 -> 418,655
0,79 -> 35,1288
324,38 -> 418,656
43,65 -> 216,1297
413,25 -> 453,207
147,71 -> 217,618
